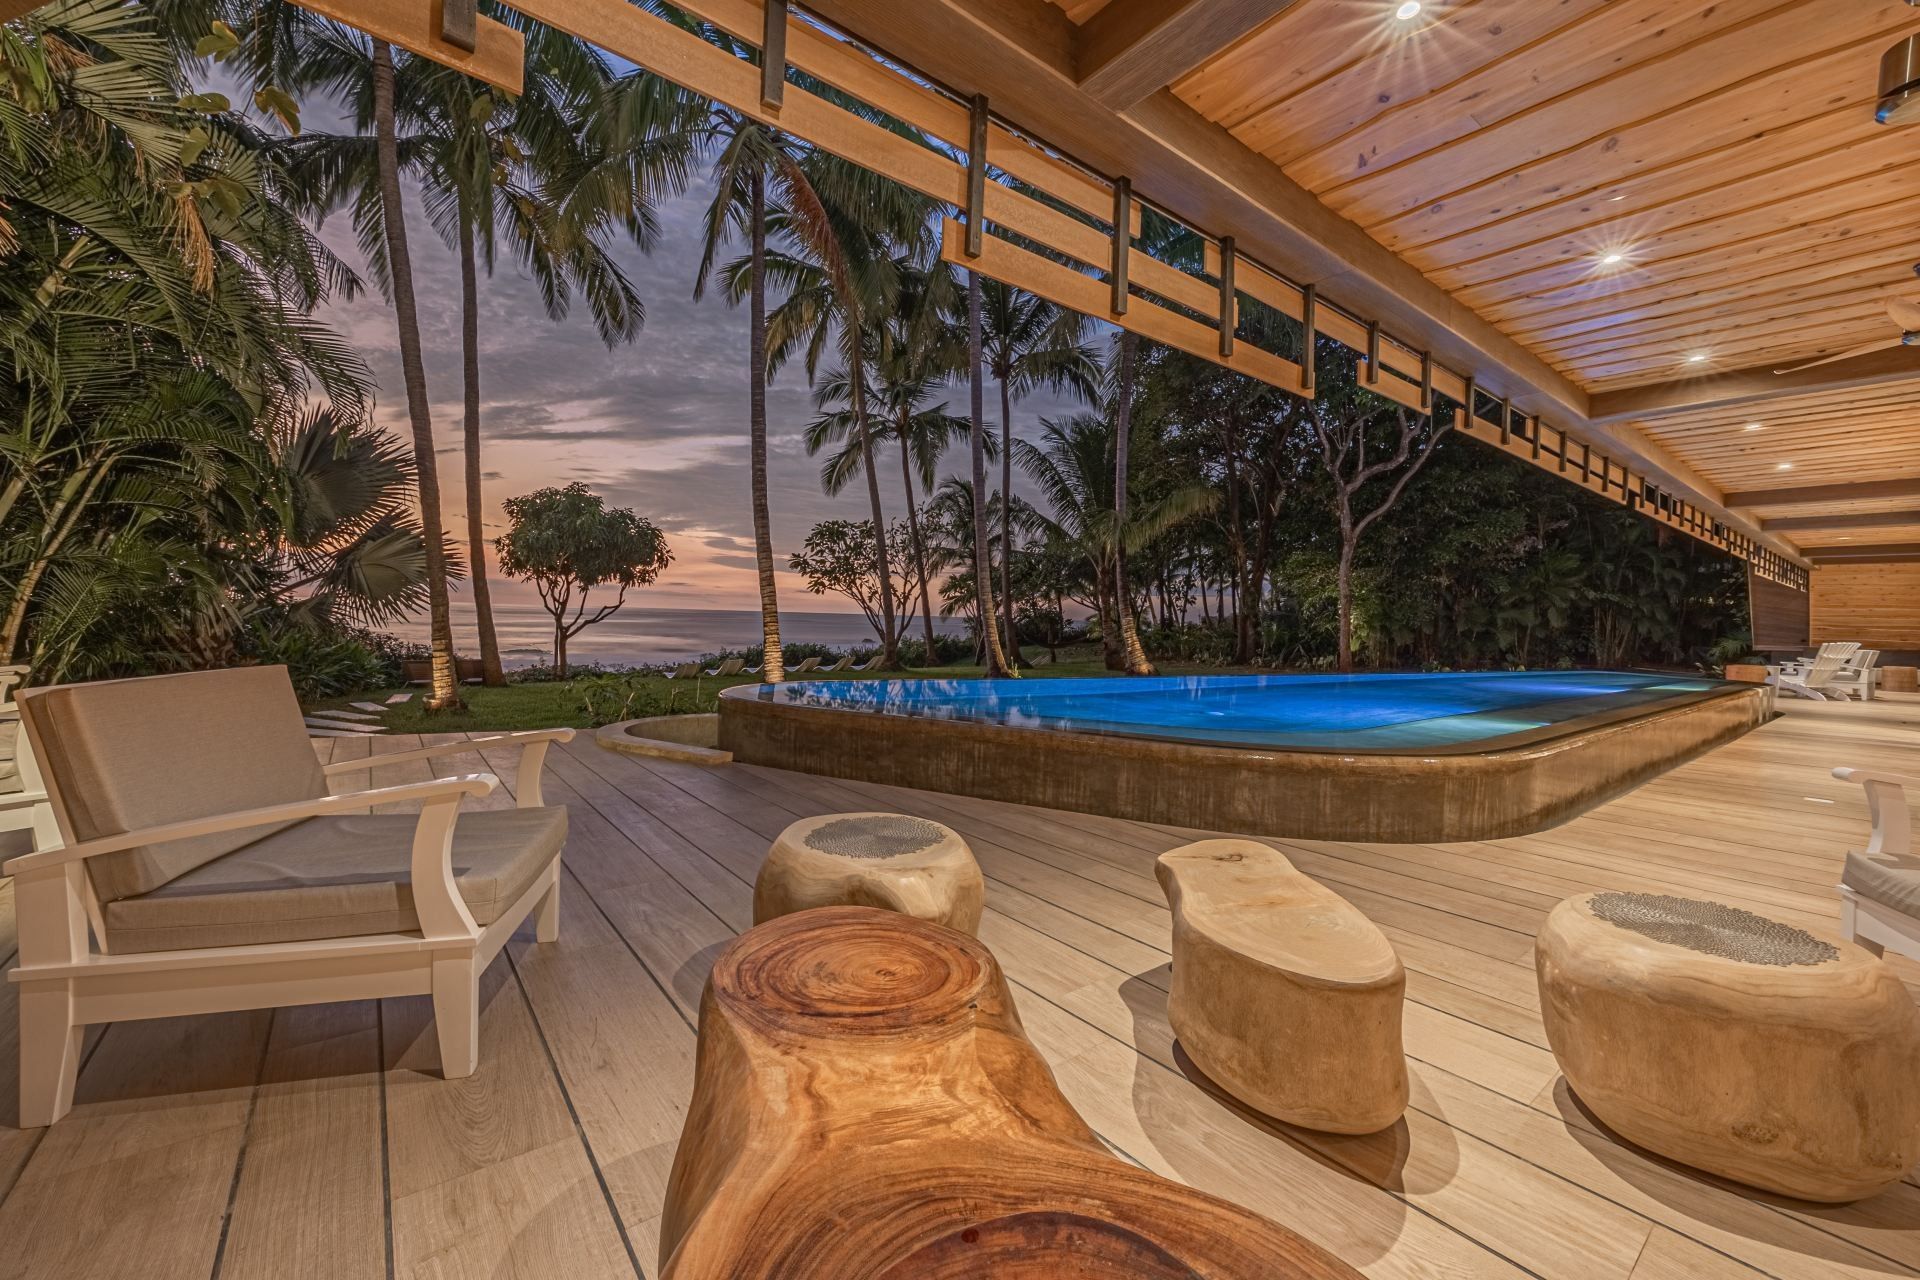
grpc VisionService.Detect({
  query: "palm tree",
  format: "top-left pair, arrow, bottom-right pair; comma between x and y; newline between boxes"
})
978,279 -> 1098,664
409,28 -> 697,685
966,269 -> 1014,677
758,157 -> 929,670
1017,412 -> 1214,670
804,332 -> 970,658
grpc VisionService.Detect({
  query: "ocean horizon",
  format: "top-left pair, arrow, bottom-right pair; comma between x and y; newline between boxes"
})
388,601 -> 965,669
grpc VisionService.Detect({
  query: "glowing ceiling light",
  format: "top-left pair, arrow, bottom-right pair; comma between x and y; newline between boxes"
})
1776,462 -> 1794,470
1686,353 -> 1709,363
1395,1 -> 1422,19
1743,422 -> 1763,431
1600,251 -> 1626,265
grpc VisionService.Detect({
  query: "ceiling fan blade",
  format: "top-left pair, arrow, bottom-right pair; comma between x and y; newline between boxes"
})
1772,338 -> 1901,375
1886,297 -> 1920,331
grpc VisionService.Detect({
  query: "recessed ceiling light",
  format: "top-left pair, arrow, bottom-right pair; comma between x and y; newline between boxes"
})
1776,462 -> 1794,470
1600,251 -> 1626,265
1394,1 -> 1422,19
1608,194 -> 1627,202
1687,353 -> 1709,363
1743,422 -> 1763,431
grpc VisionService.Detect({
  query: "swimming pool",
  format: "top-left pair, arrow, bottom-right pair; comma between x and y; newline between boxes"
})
741,670 -> 1724,753
718,671 -> 1771,841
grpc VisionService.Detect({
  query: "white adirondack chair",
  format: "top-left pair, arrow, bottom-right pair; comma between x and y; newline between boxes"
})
1767,642 -> 1861,701
5,666 -> 574,1126
1828,649 -> 1884,701
1833,766 -> 1920,965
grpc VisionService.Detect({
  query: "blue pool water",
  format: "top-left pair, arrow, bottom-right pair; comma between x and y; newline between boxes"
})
752,670 -> 1725,752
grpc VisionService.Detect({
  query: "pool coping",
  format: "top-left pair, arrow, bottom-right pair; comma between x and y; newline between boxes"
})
717,677 -> 1776,842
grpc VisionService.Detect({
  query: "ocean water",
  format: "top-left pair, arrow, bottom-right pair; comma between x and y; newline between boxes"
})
389,601 -> 963,669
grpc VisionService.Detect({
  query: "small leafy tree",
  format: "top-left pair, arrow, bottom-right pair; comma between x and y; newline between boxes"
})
789,518 -> 918,643
495,483 -> 671,677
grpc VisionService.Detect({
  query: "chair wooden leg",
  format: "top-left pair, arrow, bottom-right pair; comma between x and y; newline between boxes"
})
431,955 -> 480,1080
535,872 -> 560,944
18,983 -> 82,1127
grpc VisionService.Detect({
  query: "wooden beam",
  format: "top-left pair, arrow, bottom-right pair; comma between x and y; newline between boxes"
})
1726,478 -> 1920,507
291,0 -> 524,93
1590,349 -> 1920,424
1804,543 -> 1920,562
1763,511 -> 1920,533
1075,0 -> 1297,110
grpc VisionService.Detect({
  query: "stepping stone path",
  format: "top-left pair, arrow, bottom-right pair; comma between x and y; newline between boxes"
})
308,709 -> 380,722
386,693 -> 413,705
303,696 -> 407,738
351,701 -> 390,713
303,717 -> 384,735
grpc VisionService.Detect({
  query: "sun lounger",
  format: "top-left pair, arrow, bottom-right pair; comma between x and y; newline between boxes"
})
705,658 -> 746,678
1834,765 -> 1920,966
664,662 -> 701,679
820,655 -> 855,673
1767,642 -> 1860,701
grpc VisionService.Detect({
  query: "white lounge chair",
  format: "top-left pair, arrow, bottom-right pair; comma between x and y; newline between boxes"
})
1833,766 -> 1920,965
788,656 -> 822,675
1829,649 -> 1884,702
663,661 -> 701,679
0,666 -> 57,855
1767,642 -> 1860,701
819,655 -> 855,674
5,666 -> 574,1126
704,658 -> 745,678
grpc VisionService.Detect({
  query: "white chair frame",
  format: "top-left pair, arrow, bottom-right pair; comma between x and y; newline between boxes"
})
1832,766 -> 1920,965
0,667 -> 58,855
1767,642 -> 1860,701
4,726 -> 573,1127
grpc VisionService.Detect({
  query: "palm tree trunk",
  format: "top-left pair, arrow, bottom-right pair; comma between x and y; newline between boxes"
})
1111,332 -> 1153,675
898,418 -> 938,661
852,366 -> 898,668
968,271 -> 1011,677
373,40 -> 461,712
458,211 -> 505,687
998,374 -> 1018,667
748,169 -> 784,682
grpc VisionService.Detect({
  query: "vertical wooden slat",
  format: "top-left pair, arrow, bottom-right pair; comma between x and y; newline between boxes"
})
1299,284 -> 1316,395
440,0 -> 476,52
1217,236 -> 1236,358
1111,177 -> 1131,316
1498,397 -> 1511,447
965,94 -> 988,259
1418,350 -> 1433,414
1364,320 -> 1381,385
761,0 -> 788,109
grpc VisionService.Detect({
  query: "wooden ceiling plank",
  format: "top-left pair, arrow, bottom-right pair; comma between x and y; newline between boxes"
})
1529,282 -> 1906,363
1425,162 -> 1920,293
1540,300 -> 1894,368
1721,479 -> 1920,508
1202,0 -> 1608,165
1075,0 -> 1300,110
1764,511 -> 1920,534
1371,100 -> 1875,255
1169,0 -> 1391,128
1310,5 -> 1912,225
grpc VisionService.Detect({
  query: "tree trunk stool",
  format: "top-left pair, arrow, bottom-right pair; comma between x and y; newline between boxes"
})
1155,840 -> 1408,1135
1536,892 -> 1920,1202
660,906 -> 1363,1280
753,812 -> 984,935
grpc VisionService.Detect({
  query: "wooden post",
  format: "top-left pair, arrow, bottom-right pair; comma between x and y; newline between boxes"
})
1110,177 -> 1131,316
1418,350 -> 1433,414
1299,284 -> 1316,395
761,0 -> 788,109
1364,320 -> 1381,385
440,0 -> 475,51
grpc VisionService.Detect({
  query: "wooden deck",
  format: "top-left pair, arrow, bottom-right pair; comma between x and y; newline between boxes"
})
0,695 -> 1915,1279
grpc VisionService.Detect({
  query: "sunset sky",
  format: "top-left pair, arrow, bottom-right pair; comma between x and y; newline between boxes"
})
314,166 -> 1090,620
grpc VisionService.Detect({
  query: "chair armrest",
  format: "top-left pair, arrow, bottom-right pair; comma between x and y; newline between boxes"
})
2,774 -> 499,877
1834,767 -> 1914,857
323,729 -> 575,808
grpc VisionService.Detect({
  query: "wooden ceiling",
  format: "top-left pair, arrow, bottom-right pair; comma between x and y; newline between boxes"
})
1173,0 -> 1920,394
1041,0 -> 1920,563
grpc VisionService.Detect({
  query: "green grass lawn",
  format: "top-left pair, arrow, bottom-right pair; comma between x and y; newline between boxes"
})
305,652 -> 1250,733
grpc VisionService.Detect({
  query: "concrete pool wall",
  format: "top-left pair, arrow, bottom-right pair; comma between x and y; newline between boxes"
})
717,681 -> 1774,841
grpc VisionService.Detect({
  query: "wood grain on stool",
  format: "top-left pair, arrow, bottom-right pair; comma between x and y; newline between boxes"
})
753,811 -> 984,934
1155,840 -> 1408,1135
659,906 -> 1363,1280
1537,891 -> 1920,1202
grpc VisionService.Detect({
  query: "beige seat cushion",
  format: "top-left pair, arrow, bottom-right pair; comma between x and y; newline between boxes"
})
20,666 -> 325,902
1845,850 -> 1920,919
102,807 -> 566,954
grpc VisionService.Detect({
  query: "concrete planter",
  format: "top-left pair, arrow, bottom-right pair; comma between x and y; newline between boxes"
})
595,713 -> 732,764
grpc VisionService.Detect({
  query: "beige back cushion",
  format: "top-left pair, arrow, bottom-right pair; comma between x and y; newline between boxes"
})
20,666 -> 327,902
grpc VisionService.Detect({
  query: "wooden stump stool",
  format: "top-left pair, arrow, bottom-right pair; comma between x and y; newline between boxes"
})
754,812 -> 984,935
660,906 -> 1362,1280
1156,840 -> 1408,1135
1537,892 -> 1920,1202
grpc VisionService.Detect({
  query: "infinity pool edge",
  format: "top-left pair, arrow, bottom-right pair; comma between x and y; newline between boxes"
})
718,679 -> 1774,842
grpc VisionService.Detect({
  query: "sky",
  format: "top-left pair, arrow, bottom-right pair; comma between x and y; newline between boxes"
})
311,161 -> 1092,617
